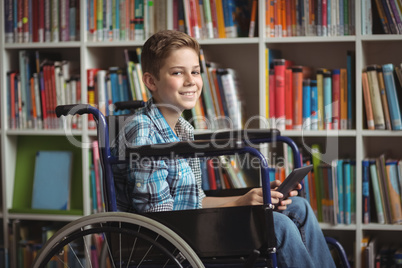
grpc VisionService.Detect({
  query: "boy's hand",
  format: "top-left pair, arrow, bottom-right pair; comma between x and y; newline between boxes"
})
270,180 -> 302,211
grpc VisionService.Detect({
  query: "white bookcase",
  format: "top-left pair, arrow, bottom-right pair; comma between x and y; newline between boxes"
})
1,0 -> 402,267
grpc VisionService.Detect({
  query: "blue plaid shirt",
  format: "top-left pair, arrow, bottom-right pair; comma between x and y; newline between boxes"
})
112,98 -> 205,213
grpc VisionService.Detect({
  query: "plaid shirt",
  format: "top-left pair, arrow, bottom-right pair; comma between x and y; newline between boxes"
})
112,98 -> 205,213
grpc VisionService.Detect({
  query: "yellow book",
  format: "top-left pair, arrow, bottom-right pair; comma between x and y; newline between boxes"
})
215,0 -> 226,38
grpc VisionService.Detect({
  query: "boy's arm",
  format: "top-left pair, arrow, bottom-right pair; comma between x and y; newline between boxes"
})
201,181 -> 300,210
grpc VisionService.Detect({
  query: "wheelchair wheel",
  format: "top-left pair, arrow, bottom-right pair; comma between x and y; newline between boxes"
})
32,212 -> 204,268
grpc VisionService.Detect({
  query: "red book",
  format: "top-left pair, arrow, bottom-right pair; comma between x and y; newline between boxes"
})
87,68 -> 100,129
49,65 -> 58,128
292,66 -> 303,130
322,0 -> 328,36
189,0 -> 200,38
285,68 -> 293,129
332,69 -> 340,130
274,59 -> 286,130
209,0 -> 219,38
43,65 -> 51,129
207,159 -> 217,190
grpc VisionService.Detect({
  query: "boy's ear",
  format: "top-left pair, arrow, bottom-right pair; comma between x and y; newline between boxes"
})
142,72 -> 157,92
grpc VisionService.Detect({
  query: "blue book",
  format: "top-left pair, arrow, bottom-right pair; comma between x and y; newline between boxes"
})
323,71 -> 332,129
369,161 -> 385,224
310,80 -> 318,130
336,159 -> 344,224
200,160 -> 210,190
302,79 -> 311,130
343,160 -> 351,225
109,67 -> 120,115
362,160 -> 371,224
382,64 -> 402,130
32,151 -> 73,210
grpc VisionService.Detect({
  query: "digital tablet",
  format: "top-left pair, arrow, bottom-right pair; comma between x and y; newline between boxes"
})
276,164 -> 313,200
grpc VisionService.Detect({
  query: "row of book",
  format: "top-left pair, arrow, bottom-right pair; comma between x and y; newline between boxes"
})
4,0 -> 81,44
7,50 -> 82,130
362,63 -> 402,131
361,236 -> 402,268
174,0 -> 258,39
362,156 -> 402,225
191,49 -> 245,130
87,0 -> 167,42
265,0 -> 356,38
9,220 -> 87,268
266,49 -> 355,131
306,144 -> 356,224
363,0 -> 402,35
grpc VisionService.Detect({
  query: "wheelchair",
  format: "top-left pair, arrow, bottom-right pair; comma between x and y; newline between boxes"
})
32,101 -> 350,268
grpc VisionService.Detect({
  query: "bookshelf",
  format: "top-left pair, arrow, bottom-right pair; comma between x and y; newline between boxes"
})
1,0 -> 402,267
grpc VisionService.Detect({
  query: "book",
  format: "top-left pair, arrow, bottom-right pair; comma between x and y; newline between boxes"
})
331,69 -> 340,130
340,68 -> 348,130
367,65 -> 386,130
362,71 -> 375,130
302,79 -> 311,130
385,160 -> 402,224
323,70 -> 332,130
369,160 -> 385,224
31,151 -> 73,210
292,66 -> 303,130
285,67 -> 293,129
377,66 -> 392,130
362,159 -> 371,224
376,154 -> 393,224
274,59 -> 286,130
382,63 -> 402,130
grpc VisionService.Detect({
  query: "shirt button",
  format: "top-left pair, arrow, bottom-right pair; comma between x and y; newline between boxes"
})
178,172 -> 182,176
136,182 -> 142,187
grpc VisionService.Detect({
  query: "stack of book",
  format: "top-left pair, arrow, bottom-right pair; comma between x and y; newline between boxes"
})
4,0 -> 80,43
7,50 -> 81,130
363,0 -> 402,35
191,48 -> 244,130
362,63 -> 402,130
265,0 -> 356,37
362,156 -> 402,225
266,49 -> 355,131
86,0 -> 168,42
174,0 -> 258,39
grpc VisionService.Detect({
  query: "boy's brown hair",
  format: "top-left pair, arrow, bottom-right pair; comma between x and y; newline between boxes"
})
141,30 -> 200,80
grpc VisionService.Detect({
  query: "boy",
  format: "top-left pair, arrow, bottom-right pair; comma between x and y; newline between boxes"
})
114,30 -> 335,267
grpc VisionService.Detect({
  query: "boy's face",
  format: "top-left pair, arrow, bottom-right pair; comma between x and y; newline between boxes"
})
148,47 -> 203,114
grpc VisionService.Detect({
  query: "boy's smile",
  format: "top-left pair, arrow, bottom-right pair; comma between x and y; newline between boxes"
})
144,47 -> 203,125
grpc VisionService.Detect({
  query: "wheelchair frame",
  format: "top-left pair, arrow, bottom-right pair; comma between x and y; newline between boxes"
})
32,102 -> 350,268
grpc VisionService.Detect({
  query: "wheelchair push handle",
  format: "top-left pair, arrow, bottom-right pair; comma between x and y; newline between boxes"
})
56,104 -> 95,117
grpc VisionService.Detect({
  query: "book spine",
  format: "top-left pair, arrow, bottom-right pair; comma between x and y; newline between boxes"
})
374,0 -> 390,33
369,161 -> 385,224
362,71 -> 375,130
292,66 -> 303,130
274,59 -> 286,130
269,69 -> 276,128
376,67 -> 392,130
385,161 -> 402,224
331,69 -> 340,130
340,68 -> 348,130
323,70 -> 332,130
366,65 -> 386,130
310,79 -> 318,130
285,67 -> 293,129
362,160 -> 370,224
5,0 -> 14,43
302,79 -> 311,130
248,0 -> 257,37
382,64 -> 402,130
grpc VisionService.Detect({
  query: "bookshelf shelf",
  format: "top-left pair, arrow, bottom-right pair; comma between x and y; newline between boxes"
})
0,0 -> 401,267
264,36 -> 357,43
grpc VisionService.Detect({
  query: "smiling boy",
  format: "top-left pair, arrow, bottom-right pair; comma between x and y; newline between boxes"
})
114,30 -> 336,267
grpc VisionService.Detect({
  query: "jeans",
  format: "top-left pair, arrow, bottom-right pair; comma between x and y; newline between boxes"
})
274,196 -> 336,268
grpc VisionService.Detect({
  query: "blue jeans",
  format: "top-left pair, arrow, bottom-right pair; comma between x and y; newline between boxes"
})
274,196 -> 336,268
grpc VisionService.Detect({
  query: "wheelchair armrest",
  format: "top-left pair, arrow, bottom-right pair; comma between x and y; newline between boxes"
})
125,139 -> 248,159
194,129 -> 280,143
114,100 -> 145,111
